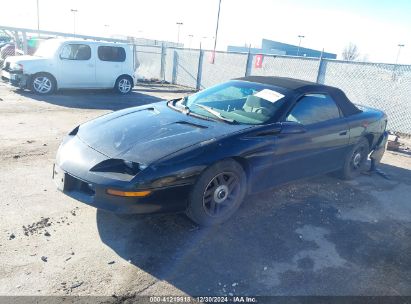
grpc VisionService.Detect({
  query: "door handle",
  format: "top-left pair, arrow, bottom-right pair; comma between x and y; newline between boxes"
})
87,64 -> 94,68
339,130 -> 348,136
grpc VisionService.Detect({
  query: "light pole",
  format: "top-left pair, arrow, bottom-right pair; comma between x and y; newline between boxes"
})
395,44 -> 405,65
199,36 -> 207,49
176,22 -> 183,45
188,34 -> 194,49
70,9 -> 78,36
36,0 -> 40,32
104,24 -> 110,37
212,0 -> 222,58
297,35 -> 305,56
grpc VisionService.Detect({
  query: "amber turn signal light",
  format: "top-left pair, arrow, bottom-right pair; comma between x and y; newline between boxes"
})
106,189 -> 151,197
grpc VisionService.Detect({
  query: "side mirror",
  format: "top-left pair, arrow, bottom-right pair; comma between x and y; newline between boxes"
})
280,121 -> 306,134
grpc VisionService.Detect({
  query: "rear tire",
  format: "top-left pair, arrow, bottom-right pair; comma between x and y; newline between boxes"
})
339,138 -> 369,180
114,75 -> 133,94
186,159 -> 247,226
30,73 -> 56,95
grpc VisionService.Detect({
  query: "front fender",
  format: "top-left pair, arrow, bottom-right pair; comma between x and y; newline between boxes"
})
19,59 -> 48,74
133,134 -> 265,192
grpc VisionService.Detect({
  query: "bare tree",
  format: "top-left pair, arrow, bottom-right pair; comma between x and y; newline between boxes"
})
342,43 -> 360,61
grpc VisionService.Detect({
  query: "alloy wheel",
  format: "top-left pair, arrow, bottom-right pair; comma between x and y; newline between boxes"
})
202,172 -> 240,217
33,76 -> 52,94
350,146 -> 365,171
118,78 -> 131,93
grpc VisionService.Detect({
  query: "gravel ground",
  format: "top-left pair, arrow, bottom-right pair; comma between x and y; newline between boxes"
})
0,83 -> 410,297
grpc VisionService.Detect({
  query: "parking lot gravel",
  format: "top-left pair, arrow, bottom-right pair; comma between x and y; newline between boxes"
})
0,83 -> 410,297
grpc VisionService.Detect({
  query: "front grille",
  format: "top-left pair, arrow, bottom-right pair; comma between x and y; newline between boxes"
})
65,174 -> 95,196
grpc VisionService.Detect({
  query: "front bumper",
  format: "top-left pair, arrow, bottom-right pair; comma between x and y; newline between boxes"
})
1,69 -> 28,88
53,163 -> 190,214
53,136 -> 190,214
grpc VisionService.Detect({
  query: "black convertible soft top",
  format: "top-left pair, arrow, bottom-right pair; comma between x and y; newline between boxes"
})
236,76 -> 361,116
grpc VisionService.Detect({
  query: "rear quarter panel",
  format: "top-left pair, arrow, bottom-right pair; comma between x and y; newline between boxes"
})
122,45 -> 135,77
345,106 -> 387,149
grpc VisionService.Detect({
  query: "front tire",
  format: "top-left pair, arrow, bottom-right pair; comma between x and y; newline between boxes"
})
339,138 -> 370,180
114,76 -> 133,94
30,73 -> 56,95
186,159 -> 247,226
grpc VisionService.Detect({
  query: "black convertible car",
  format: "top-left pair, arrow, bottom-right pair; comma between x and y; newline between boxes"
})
53,76 -> 388,225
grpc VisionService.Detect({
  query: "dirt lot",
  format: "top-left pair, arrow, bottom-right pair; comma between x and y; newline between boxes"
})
0,83 -> 411,297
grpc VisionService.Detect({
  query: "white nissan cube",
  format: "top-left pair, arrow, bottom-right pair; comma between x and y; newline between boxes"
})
1,38 -> 135,94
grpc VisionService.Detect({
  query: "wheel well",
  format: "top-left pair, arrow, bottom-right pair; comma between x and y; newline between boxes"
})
195,157 -> 250,195
231,156 -> 250,182
364,134 -> 374,149
115,74 -> 134,86
31,72 -> 58,89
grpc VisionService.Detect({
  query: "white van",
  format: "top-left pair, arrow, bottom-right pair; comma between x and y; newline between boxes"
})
1,38 -> 135,94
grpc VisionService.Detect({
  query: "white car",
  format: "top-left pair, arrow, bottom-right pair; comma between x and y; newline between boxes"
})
1,38 -> 135,94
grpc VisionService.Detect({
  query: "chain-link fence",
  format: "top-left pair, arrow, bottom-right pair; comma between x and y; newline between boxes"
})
0,43 -> 19,68
134,45 -> 411,134
318,60 -> 411,134
134,45 -> 163,80
165,48 -> 200,88
250,54 -> 320,82
200,51 -> 248,89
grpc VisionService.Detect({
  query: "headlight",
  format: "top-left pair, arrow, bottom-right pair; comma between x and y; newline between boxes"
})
90,159 -> 147,176
10,62 -> 23,71
124,160 -> 147,171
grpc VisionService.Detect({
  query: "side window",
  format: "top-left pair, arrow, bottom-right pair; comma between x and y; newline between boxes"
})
97,46 -> 126,62
60,44 -> 91,60
286,94 -> 341,125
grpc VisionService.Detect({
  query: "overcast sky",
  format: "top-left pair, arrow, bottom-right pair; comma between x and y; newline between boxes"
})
1,0 -> 410,64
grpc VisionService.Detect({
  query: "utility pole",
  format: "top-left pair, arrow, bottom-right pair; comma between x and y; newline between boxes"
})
70,9 -> 78,36
395,44 -> 405,65
212,0 -> 222,60
176,22 -> 183,45
36,0 -> 40,32
297,35 -> 305,56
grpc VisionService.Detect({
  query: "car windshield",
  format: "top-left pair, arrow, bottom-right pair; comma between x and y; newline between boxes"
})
33,39 -> 61,58
182,80 -> 288,124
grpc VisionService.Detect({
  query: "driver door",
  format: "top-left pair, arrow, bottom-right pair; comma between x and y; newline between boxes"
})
269,93 -> 350,185
58,43 -> 96,88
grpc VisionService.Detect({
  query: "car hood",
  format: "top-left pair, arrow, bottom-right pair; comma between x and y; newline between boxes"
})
77,102 -> 250,165
5,55 -> 45,65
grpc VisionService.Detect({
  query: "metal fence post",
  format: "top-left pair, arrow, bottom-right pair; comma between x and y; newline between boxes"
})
196,49 -> 204,90
316,50 -> 325,84
13,31 -> 19,55
160,43 -> 166,81
22,31 -> 28,54
171,49 -> 178,85
244,49 -> 252,76
132,44 -> 137,71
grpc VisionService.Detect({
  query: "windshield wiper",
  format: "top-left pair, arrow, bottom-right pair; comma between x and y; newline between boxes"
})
195,104 -> 236,123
